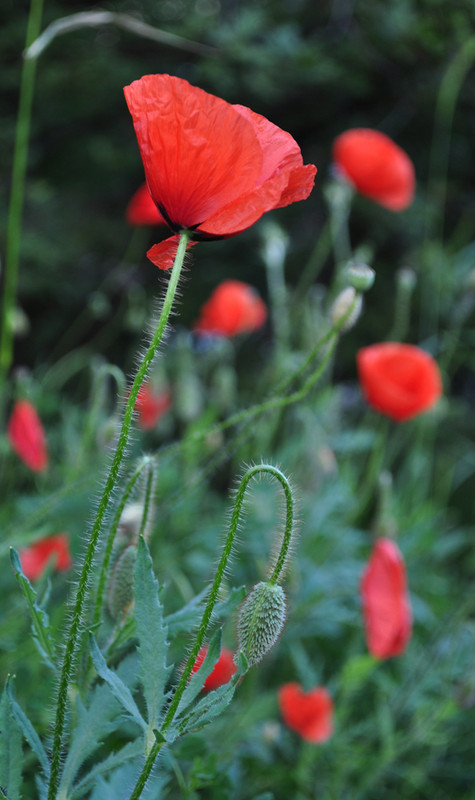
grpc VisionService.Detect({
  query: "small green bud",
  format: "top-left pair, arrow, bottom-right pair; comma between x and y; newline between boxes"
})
346,263 -> 375,292
237,581 -> 286,667
330,287 -> 363,332
107,544 -> 137,622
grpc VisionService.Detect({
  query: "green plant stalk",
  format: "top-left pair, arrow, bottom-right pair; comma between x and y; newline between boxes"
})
47,230 -> 190,800
0,0 -> 45,394
129,463 -> 295,800
137,460 -> 156,540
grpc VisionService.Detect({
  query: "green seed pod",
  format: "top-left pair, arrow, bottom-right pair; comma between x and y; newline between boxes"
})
346,263 -> 375,292
237,581 -> 286,667
107,544 -> 137,622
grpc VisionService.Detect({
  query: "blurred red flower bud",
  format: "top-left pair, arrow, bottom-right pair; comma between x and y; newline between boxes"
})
7,399 -> 48,472
134,384 -> 171,430
126,183 -> 166,226
190,646 -> 237,691
361,537 -> 412,659
19,534 -> 72,582
124,74 -> 316,269
278,682 -> 334,743
357,342 -> 442,422
194,280 -> 267,337
333,128 -> 415,211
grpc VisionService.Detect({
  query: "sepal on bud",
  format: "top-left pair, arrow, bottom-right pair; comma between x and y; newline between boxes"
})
237,581 -> 286,667
107,544 -> 137,622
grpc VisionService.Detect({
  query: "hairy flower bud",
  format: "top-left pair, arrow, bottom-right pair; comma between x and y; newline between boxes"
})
330,287 -> 363,331
107,544 -> 137,622
237,581 -> 286,667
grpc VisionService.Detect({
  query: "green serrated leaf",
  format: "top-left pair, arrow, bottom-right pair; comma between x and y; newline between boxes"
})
6,677 -> 50,781
176,652 -> 247,734
89,633 -> 145,729
0,679 -> 23,800
70,739 -> 144,799
175,629 -> 223,717
10,547 -> 56,671
134,537 -> 172,729
60,654 -> 140,797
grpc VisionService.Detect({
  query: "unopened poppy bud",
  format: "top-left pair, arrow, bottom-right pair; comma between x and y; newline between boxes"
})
107,544 -> 137,621
237,581 -> 286,667
397,267 -> 417,292
346,263 -> 375,292
330,287 -> 363,332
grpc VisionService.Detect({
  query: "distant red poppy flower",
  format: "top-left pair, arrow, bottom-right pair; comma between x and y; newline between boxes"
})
19,534 -> 72,582
333,129 -> 415,211
278,683 -> 334,743
190,646 -> 237,691
7,399 -> 48,472
134,384 -> 171,429
361,537 -> 412,659
126,183 -> 166,226
357,342 -> 442,422
124,74 -> 316,270
194,280 -> 267,337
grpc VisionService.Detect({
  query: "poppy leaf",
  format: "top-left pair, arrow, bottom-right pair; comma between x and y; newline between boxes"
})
10,547 -> 56,671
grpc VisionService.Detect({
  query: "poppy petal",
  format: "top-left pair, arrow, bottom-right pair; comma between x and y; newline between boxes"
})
124,74 -> 263,230
147,235 -> 196,271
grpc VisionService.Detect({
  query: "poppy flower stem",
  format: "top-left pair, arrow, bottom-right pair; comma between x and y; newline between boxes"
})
0,0 -> 44,400
128,463 -> 295,800
48,231 -> 190,800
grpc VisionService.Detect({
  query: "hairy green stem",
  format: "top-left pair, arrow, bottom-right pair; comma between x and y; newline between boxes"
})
129,464 -> 295,800
0,0 -> 44,394
48,231 -> 190,800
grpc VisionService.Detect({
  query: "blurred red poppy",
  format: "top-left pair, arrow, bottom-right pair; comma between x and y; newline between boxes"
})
278,682 -> 334,743
194,280 -> 267,337
134,384 -> 171,430
333,128 -> 415,211
124,74 -> 316,269
19,534 -> 72,582
361,537 -> 412,659
126,183 -> 166,226
7,399 -> 48,472
357,342 -> 442,422
190,646 -> 237,691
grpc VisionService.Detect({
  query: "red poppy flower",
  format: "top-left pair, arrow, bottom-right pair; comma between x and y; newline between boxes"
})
7,399 -> 48,472
190,646 -> 237,691
134,384 -> 171,429
19,534 -> 72,582
332,129 -> 415,211
124,74 -> 316,269
357,342 -> 442,422
126,183 -> 166,226
278,683 -> 334,743
361,537 -> 412,659
194,280 -> 267,337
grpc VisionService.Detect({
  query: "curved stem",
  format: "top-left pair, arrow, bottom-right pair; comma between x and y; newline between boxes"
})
48,231 -> 190,800
129,464 -> 295,800
0,0 -> 44,396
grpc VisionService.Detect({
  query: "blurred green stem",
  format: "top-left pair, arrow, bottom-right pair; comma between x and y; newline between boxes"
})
47,230 -> 190,800
129,463 -> 295,800
295,218 -> 332,300
0,0 -> 44,397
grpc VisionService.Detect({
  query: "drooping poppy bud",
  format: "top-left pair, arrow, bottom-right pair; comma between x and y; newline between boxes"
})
278,682 -> 334,743
107,544 -> 137,622
194,280 -> 267,337
330,287 -> 363,332
237,581 -> 286,667
190,646 -> 237,691
361,537 -> 412,659
124,74 -> 316,270
19,534 -> 72,582
126,183 -> 166,226
134,383 -> 171,429
357,342 -> 442,422
333,128 -> 415,211
7,399 -> 49,472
